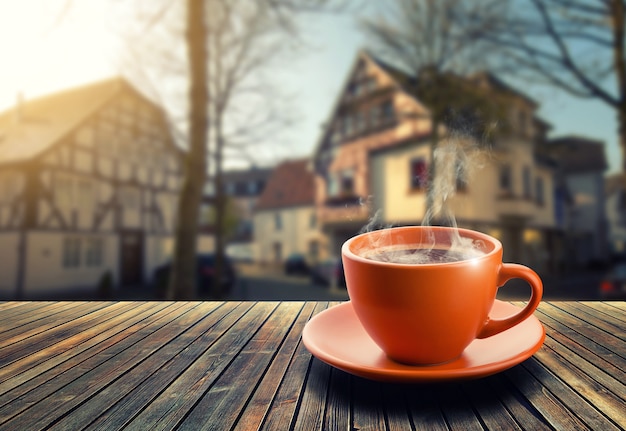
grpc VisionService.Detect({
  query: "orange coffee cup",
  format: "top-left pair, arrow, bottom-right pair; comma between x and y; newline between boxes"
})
342,226 -> 543,365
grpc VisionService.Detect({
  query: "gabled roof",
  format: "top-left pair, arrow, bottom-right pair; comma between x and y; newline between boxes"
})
0,77 -> 156,165
546,135 -> 608,174
255,159 -> 315,210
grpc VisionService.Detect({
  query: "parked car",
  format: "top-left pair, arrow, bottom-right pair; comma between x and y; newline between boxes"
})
153,253 -> 237,298
284,253 -> 310,275
310,258 -> 346,287
599,262 -> 626,300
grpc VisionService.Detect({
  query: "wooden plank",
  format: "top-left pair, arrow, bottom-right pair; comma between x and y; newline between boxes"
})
554,302 -> 625,341
536,302 -> 625,358
352,377 -> 387,431
0,302 -> 134,368
0,301 -> 161,391
174,302 -> 306,431
235,302 -> 319,431
521,358 -> 622,430
322,368 -> 352,431
0,302 -> 32,312
382,383 -> 412,431
581,302 -> 626,322
122,302 -> 278,431
605,301 -> 625,311
0,302 -> 186,408
0,302 -> 62,325
259,302 -> 329,431
533,341 -> 626,427
461,376 -> 524,430
436,383 -> 483,431
0,301 -> 102,347
0,302 -> 203,429
541,328 -> 626,401
504,362 -> 593,431
288,348 -> 332,431
48,302 -> 243,431
405,384 -> 448,431
484,373 -> 552,430
526,304 -> 626,384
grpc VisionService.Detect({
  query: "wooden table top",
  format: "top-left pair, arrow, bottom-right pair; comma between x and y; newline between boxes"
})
0,301 -> 623,430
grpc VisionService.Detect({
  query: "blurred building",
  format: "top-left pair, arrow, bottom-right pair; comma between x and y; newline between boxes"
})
200,166 -> 272,261
253,159 -> 328,266
605,173 -> 626,261
545,136 -> 609,268
0,78 -> 183,298
311,50 -> 568,273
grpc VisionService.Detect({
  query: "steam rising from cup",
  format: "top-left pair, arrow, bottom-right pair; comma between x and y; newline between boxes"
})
356,131 -> 490,263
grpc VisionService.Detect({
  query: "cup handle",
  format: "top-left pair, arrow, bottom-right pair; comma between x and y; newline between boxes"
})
476,263 -> 543,339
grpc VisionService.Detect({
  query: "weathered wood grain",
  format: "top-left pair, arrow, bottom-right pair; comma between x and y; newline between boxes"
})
0,300 -> 623,431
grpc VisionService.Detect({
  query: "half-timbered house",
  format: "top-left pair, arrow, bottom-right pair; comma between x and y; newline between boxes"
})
0,78 -> 184,298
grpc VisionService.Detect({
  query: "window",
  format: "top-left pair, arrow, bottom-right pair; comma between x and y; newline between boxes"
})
247,181 -> 258,195
274,213 -> 282,230
346,82 -> 359,99
355,111 -> 366,134
340,169 -> 355,195
455,159 -> 468,192
343,114 -> 354,137
364,77 -> 377,93
55,174 -> 95,209
410,158 -> 428,190
369,105 -> 380,128
535,177 -> 545,205
499,165 -> 512,192
327,175 -> 339,197
523,166 -> 532,199
381,100 -> 394,122
85,238 -> 104,266
63,237 -> 81,268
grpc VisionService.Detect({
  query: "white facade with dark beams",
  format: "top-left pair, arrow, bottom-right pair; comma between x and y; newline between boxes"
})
0,78 -> 183,297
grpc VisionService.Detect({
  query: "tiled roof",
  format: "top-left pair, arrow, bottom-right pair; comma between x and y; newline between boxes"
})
255,159 -> 315,210
0,77 -> 128,165
546,136 -> 608,174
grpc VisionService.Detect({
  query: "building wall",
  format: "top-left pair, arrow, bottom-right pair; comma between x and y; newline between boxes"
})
606,189 -> 626,258
22,231 -> 118,295
566,172 -> 608,263
370,138 -> 556,228
254,206 -> 328,265
0,233 -> 20,296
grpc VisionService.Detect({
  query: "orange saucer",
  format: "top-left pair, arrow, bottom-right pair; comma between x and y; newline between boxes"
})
302,301 -> 545,382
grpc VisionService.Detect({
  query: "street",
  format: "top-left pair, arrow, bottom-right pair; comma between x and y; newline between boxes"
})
226,264 -> 604,302
107,263 -> 605,302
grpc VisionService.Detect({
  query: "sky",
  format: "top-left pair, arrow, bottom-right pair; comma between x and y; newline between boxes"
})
0,0 -> 621,175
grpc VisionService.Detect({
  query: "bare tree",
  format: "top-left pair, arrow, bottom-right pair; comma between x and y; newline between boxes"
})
164,0 -> 209,299
118,0 -> 344,299
476,0 -> 626,174
361,0 -> 508,217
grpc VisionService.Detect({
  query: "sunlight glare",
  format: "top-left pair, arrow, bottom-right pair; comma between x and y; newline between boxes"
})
0,0 -> 120,110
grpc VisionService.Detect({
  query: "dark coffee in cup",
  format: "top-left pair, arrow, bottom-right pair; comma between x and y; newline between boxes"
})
364,247 -> 485,264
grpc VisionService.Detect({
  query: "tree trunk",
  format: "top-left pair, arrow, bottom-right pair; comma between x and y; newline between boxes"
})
214,116 -> 227,299
167,0 -> 208,300
612,0 -> 626,174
